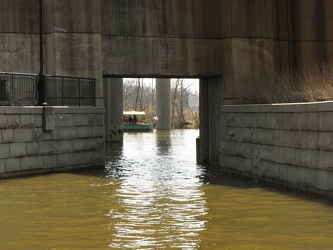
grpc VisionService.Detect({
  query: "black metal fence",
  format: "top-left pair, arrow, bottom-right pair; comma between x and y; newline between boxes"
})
45,75 -> 96,106
0,73 -> 96,106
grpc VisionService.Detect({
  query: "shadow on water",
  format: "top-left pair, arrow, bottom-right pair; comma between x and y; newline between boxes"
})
77,142 -> 124,179
104,141 -> 125,178
2,130 -> 333,249
73,130 -> 333,249
155,130 -> 171,155
81,130 -> 333,208
197,161 -> 333,207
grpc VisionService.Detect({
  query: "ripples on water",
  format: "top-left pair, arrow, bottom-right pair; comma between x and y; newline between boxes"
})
1,130 -> 333,249
105,130 -> 207,249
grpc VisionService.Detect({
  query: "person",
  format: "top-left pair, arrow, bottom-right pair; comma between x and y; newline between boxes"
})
128,116 -> 133,124
133,115 -> 137,124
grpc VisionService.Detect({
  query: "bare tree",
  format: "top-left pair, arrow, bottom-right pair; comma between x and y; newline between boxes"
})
123,78 -> 198,128
123,78 -> 157,123
185,91 -> 199,127
171,79 -> 180,118
123,79 -> 136,110
134,78 -> 141,111
171,79 -> 196,128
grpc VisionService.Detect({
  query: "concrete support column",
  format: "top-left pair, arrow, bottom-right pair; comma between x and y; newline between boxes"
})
199,79 -> 209,163
221,0 -> 274,104
104,78 -> 123,142
156,78 -> 171,130
198,77 -> 223,164
208,77 -> 223,164
44,0 -> 103,106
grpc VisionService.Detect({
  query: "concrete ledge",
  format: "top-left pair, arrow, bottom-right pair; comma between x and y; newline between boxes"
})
221,101 -> 333,113
220,101 -> 333,198
0,106 -> 105,179
220,166 -> 333,199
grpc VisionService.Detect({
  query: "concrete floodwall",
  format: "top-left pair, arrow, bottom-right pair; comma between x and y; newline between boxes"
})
0,106 -> 105,179
220,102 -> 333,198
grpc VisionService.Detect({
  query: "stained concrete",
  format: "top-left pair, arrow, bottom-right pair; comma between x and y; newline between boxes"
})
1,0 -> 333,165
156,79 -> 171,130
1,0 -> 333,100
0,106 -> 105,179
220,102 -> 333,198
104,78 -> 123,142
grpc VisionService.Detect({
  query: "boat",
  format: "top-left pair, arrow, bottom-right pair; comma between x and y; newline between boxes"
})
123,111 -> 154,132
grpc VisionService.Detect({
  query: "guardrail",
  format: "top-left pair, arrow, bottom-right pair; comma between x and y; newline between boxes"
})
0,73 -> 96,106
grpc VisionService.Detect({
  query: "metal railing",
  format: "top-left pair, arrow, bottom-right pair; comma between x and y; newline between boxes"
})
45,75 -> 96,106
0,72 -> 96,106
0,73 -> 37,106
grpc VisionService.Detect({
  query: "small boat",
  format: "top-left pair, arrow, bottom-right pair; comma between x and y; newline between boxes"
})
123,111 -> 154,132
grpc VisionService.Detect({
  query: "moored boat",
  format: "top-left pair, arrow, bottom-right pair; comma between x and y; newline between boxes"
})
123,111 -> 154,132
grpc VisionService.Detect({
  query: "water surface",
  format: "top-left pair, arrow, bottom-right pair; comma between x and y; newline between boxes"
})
1,130 -> 333,249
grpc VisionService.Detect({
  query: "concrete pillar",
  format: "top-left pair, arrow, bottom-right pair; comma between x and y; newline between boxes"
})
198,77 -> 223,164
44,0 -> 103,106
221,0 -> 274,104
208,77 -> 223,164
156,78 -> 171,130
199,79 -> 209,163
104,78 -> 123,142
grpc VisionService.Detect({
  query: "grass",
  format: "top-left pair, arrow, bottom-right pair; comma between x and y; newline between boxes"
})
240,63 -> 333,104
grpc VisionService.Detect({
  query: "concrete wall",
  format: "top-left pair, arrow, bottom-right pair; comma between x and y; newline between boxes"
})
2,0 -> 333,167
44,0 -> 103,106
1,0 -> 333,101
0,0 -> 40,73
101,0 -> 223,78
221,0 -> 275,104
220,102 -> 333,198
273,0 -> 333,72
0,106 -> 104,179
0,0 -> 103,106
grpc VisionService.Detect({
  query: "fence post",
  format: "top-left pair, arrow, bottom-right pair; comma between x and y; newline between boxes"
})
79,78 -> 81,106
36,0 -> 48,106
62,77 -> 64,106
37,73 -> 48,106
93,79 -> 96,107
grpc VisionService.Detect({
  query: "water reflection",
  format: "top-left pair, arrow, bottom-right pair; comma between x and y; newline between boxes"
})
1,130 -> 333,249
105,130 -> 206,249
155,130 -> 171,155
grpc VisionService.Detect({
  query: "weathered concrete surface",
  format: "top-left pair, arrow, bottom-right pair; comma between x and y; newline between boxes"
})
44,0 -> 103,106
1,0 -> 333,166
220,102 -> 333,198
0,34 -> 40,73
101,0 -> 223,78
273,0 -> 333,71
220,0 -> 275,104
1,0 -> 333,100
0,106 -> 105,179
0,0 -> 104,106
156,79 -> 171,130
103,78 -> 123,141
0,0 -> 40,73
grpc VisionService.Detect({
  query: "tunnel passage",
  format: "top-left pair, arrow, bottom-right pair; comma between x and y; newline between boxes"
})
103,76 -> 221,164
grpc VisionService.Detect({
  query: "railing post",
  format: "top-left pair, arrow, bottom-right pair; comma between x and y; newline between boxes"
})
79,78 -> 81,106
62,77 -> 64,106
1,71 -> 96,106
93,79 -> 96,106
37,73 -> 48,106
36,0 -> 48,106
11,74 -> 14,105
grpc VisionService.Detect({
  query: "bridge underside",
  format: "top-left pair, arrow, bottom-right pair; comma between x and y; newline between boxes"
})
1,0 -> 333,163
